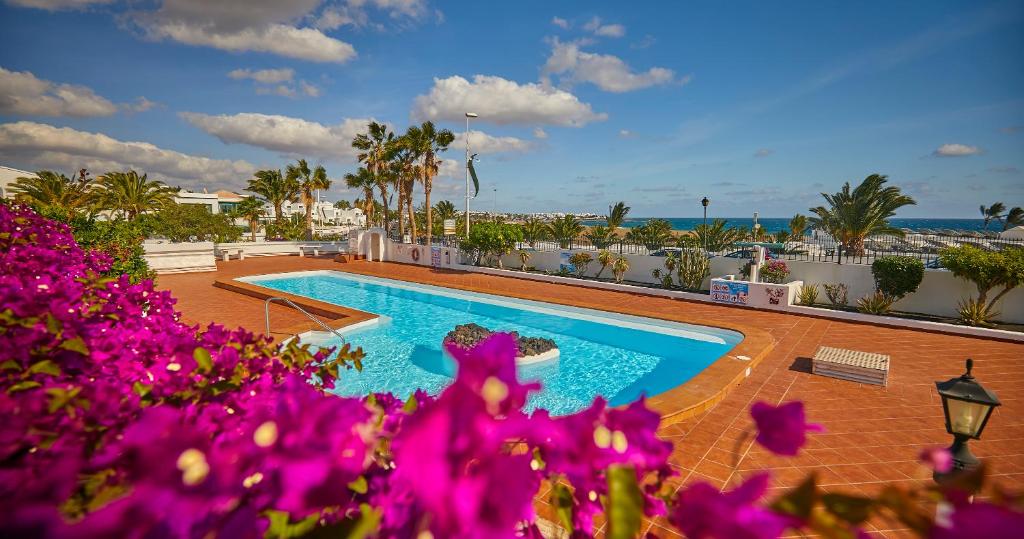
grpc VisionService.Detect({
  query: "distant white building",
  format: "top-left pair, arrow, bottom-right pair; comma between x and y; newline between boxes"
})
0,165 -> 35,199
174,190 -> 220,213
274,200 -> 365,227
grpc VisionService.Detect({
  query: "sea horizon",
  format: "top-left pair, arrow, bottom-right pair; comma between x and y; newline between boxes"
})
580,217 -> 998,233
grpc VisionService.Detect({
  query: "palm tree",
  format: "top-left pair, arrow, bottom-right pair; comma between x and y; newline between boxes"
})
232,196 -> 266,242
391,141 -> 419,240
809,174 -> 916,256
586,225 -> 615,248
353,122 -> 398,234
344,168 -> 376,226
520,217 -> 550,248
775,214 -> 809,245
404,121 -> 455,243
626,219 -> 673,250
549,214 -> 584,248
980,203 -> 1007,230
285,159 -> 330,241
1004,207 -> 1024,231
334,200 -> 352,210
10,170 -> 94,213
247,169 -> 297,223
684,219 -> 746,252
606,201 -> 631,230
94,170 -> 177,220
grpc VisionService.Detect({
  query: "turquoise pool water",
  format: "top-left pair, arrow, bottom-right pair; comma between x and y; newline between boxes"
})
242,271 -> 742,415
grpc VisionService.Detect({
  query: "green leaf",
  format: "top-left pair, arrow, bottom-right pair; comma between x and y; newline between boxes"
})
606,465 -> 643,539
193,347 -> 213,373
822,493 -> 874,524
348,503 -> 382,539
402,393 -> 418,413
8,380 -> 41,393
44,313 -> 62,335
0,359 -> 21,371
132,381 -> 152,398
347,475 -> 368,494
59,337 -> 89,355
771,474 -> 818,520
28,360 -> 61,377
551,483 -> 575,533
263,509 -> 319,539
46,386 -> 82,414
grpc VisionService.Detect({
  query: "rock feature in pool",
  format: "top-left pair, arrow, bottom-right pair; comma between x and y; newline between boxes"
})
443,323 -> 559,365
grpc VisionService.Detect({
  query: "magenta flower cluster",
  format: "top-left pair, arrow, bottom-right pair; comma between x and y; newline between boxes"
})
1,203 -> 1020,538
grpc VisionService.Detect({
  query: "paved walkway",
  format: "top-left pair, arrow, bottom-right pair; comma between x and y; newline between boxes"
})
158,257 -> 1024,537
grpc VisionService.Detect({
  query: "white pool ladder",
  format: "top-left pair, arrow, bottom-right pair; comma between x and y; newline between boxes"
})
264,297 -> 346,343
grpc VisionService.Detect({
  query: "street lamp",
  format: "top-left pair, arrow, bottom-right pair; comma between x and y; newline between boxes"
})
464,112 -> 478,235
934,358 -> 1001,482
701,197 -> 709,252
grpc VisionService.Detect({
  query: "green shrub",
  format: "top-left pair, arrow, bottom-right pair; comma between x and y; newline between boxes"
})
940,245 -> 1024,326
569,251 -> 594,277
461,222 -> 524,268
857,291 -> 895,315
871,256 -> 924,299
141,203 -> 242,243
265,215 -> 305,241
759,259 -> 789,284
797,283 -> 819,306
71,217 -> 153,282
822,283 -> 848,306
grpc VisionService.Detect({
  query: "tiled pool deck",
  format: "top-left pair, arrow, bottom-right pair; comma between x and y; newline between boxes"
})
159,257 -> 1024,537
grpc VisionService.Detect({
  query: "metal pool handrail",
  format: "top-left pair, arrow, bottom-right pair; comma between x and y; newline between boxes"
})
264,297 -> 346,344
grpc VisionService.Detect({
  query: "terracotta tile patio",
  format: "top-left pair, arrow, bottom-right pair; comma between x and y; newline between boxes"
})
158,256 -> 1024,537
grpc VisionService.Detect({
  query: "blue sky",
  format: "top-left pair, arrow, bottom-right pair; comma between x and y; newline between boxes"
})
1,0 -> 1021,218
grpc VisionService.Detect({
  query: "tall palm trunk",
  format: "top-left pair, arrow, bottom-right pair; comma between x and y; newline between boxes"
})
303,191 -> 314,241
424,175 -> 433,244
250,218 -> 258,242
407,186 -> 417,244
362,189 -> 374,227
397,185 -> 406,236
274,202 -> 283,224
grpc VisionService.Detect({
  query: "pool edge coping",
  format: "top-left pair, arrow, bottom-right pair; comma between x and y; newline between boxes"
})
219,263 -> 777,426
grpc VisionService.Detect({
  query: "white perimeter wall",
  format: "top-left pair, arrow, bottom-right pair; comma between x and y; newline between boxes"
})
498,248 -> 1024,324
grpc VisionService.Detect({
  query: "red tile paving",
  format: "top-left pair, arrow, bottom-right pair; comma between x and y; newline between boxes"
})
158,257 -> 1024,537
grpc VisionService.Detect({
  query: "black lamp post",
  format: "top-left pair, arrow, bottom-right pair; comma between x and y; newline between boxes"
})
934,358 -> 1001,483
701,197 -> 710,252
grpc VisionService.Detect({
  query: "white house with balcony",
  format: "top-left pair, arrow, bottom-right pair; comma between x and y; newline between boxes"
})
0,165 -> 35,199
272,200 -> 365,227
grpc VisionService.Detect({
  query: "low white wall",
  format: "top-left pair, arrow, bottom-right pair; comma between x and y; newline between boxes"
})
387,242 -> 461,269
214,241 -> 347,259
495,248 -> 1024,324
143,242 -> 217,274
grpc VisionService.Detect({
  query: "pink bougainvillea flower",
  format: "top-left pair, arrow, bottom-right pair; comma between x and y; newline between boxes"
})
671,473 -> 795,539
918,446 -> 954,473
930,501 -> 1024,539
750,401 -> 824,456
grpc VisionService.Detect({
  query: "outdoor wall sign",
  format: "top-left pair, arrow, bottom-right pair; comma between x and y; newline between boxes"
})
431,247 -> 441,268
710,279 -> 749,305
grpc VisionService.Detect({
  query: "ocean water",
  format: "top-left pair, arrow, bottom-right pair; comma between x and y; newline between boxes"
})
581,217 -> 991,233
243,271 -> 740,415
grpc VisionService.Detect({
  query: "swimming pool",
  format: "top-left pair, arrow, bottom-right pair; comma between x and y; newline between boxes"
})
240,271 -> 742,415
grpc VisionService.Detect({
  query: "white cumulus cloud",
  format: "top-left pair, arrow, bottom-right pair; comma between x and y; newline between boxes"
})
0,121 -> 255,188
551,16 -> 569,29
412,75 -> 606,127
533,127 -> 548,139
582,16 -> 624,38
542,39 -> 680,93
452,130 -> 532,154
4,0 -> 112,10
754,148 -> 773,157
227,68 -> 294,83
180,112 -> 375,161
932,143 -> 983,157
132,0 -> 356,63
0,66 -> 118,117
